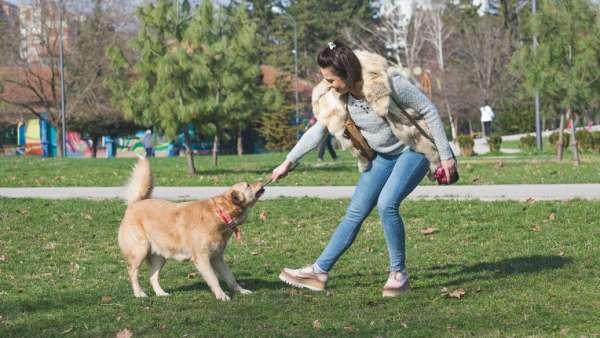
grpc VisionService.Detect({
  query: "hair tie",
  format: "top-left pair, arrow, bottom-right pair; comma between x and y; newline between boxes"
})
328,41 -> 336,50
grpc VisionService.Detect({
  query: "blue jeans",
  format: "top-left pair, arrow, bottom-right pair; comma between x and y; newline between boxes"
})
315,149 -> 429,273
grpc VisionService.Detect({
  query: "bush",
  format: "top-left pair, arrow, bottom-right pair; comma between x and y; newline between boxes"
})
592,131 -> 600,152
457,134 -> 475,156
575,130 -> 593,151
549,132 -> 570,150
487,134 -> 502,153
519,135 -> 536,151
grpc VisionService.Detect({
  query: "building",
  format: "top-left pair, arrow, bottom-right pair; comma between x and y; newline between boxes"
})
18,0 -> 76,64
0,0 -> 20,62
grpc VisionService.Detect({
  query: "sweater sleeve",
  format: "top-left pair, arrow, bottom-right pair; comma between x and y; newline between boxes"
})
285,121 -> 328,163
390,75 -> 453,160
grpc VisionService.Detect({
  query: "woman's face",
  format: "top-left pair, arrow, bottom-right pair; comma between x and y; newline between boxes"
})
320,67 -> 350,94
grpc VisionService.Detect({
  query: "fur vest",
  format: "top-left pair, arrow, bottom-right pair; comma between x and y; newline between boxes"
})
311,50 -> 441,176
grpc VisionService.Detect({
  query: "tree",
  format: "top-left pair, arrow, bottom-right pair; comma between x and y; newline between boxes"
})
511,0 -> 600,163
258,77 -> 297,151
107,0 -> 203,174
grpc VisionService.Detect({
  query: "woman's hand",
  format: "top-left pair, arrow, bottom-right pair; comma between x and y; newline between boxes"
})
440,157 -> 457,181
271,159 -> 294,182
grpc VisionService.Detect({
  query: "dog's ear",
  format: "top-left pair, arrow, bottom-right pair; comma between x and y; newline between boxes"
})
230,190 -> 245,206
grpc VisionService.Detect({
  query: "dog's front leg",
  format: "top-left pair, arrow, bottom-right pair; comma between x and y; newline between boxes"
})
193,257 -> 230,301
212,255 -> 252,295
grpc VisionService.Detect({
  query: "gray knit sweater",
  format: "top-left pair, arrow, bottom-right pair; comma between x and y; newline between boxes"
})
286,74 -> 453,163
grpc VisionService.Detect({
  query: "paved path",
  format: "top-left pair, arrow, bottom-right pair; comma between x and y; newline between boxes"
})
2,184 -> 600,201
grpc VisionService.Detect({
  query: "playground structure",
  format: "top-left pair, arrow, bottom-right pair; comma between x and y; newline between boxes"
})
16,118 -> 180,158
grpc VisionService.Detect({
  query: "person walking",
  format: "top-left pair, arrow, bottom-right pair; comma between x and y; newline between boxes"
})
307,115 -> 338,161
142,129 -> 154,157
271,40 -> 456,297
480,103 -> 495,137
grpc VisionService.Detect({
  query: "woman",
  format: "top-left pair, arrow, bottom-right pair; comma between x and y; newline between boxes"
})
271,40 -> 456,297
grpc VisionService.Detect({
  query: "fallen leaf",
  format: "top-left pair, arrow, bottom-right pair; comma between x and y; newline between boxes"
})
101,295 -> 112,303
259,211 -> 268,222
495,160 -> 504,168
471,176 -> 481,183
548,213 -> 556,220
531,225 -> 542,232
420,227 -> 438,235
559,327 -> 570,336
116,328 -> 133,338
69,262 -> 80,273
312,320 -> 321,330
84,214 -> 93,220
61,327 -> 73,334
0,255 -> 5,262
187,272 -> 198,279
526,197 -> 536,204
440,287 -> 466,299
558,251 -> 565,256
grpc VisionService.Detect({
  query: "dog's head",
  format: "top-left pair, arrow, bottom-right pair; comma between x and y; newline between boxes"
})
227,181 -> 265,209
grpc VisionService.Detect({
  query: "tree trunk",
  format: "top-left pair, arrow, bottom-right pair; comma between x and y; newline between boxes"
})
568,108 -> 580,166
557,112 -> 565,161
55,125 -> 63,158
183,131 -> 197,176
445,103 -> 459,153
212,134 -> 219,167
237,129 -> 243,156
91,135 -> 99,158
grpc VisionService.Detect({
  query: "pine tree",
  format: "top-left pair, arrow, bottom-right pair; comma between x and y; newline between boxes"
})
511,0 -> 600,163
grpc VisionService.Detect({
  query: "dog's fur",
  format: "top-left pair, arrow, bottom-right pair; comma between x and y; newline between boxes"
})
118,157 -> 265,301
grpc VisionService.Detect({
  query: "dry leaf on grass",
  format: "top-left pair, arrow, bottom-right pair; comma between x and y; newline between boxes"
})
495,160 -> 504,169
0,255 -> 6,262
101,295 -> 112,303
420,227 -> 438,235
116,328 -> 133,338
312,320 -> 321,330
531,225 -> 542,232
526,197 -> 536,204
259,211 -> 268,222
187,272 -> 198,279
440,287 -> 466,299
548,213 -> 556,220
84,214 -> 93,220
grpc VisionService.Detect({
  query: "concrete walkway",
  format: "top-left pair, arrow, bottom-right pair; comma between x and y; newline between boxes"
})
2,184 -> 600,201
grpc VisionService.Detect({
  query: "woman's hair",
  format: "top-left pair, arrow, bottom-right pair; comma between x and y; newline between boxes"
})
317,39 -> 362,85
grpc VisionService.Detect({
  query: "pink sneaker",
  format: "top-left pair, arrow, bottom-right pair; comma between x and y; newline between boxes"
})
279,265 -> 328,291
382,271 -> 409,297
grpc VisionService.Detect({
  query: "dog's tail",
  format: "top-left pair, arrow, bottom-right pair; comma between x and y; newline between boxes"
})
125,155 -> 153,205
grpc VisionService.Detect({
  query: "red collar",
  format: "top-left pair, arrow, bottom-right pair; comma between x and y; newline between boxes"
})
216,206 -> 241,241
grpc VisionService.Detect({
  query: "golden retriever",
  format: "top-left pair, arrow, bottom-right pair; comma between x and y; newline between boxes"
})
118,157 -> 265,301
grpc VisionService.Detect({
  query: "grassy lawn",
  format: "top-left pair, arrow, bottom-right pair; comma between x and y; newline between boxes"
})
0,197 -> 598,336
0,151 -> 599,186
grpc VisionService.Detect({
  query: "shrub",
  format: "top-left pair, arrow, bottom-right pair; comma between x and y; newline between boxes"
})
592,131 -> 600,152
549,132 -> 570,150
575,130 -> 593,151
519,135 -> 536,151
457,134 -> 475,156
487,134 -> 502,153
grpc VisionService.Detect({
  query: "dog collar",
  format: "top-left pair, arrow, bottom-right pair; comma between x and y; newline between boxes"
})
216,206 -> 241,241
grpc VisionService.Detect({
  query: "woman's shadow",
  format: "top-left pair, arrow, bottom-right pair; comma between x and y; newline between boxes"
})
418,254 -> 573,288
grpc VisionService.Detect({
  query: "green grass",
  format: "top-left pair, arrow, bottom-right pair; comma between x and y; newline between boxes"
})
1,151 -> 599,186
0,198 -> 598,336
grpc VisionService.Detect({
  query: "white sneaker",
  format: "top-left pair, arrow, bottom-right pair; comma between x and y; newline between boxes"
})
382,271 -> 409,297
279,265 -> 328,291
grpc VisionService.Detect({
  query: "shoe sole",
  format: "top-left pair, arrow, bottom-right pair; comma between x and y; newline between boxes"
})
279,271 -> 325,291
382,283 -> 410,297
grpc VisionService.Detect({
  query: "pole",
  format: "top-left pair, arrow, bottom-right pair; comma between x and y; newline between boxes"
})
59,0 -> 66,157
532,0 -> 542,151
292,19 -> 299,140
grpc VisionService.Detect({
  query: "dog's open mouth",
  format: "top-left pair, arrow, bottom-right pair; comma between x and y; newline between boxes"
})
256,187 -> 265,198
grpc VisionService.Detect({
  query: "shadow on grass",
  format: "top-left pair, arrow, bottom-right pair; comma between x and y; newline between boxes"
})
420,254 -> 573,287
169,278 -> 282,294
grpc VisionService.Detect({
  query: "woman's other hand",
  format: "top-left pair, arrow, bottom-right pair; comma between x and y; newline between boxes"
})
272,159 -> 294,182
440,158 -> 456,181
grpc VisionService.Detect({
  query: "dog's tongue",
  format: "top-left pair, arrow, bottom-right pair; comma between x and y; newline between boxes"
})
234,228 -> 241,241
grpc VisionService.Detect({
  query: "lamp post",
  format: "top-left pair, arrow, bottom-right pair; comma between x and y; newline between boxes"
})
58,0 -> 66,157
271,6 -> 300,139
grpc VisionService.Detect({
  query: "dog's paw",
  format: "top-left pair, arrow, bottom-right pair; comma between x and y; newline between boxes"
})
155,291 -> 170,297
134,291 -> 148,298
214,291 -> 231,301
237,288 -> 253,295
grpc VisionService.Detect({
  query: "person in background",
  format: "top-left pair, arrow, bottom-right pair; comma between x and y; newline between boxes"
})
143,129 -> 154,157
307,115 -> 338,161
480,102 -> 495,137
